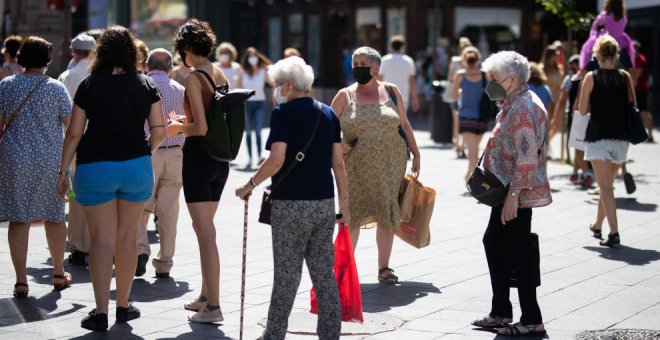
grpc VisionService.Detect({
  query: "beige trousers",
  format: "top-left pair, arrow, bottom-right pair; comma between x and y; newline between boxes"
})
137,147 -> 183,273
68,157 -> 90,253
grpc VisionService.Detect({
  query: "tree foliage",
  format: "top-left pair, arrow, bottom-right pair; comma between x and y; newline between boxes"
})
536,0 -> 594,32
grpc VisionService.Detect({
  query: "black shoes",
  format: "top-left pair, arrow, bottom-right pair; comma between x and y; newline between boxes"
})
600,232 -> 621,247
81,309 -> 108,331
68,250 -> 88,266
116,303 -> 141,323
135,254 -> 149,277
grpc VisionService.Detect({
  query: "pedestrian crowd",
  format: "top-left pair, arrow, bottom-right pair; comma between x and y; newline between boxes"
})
0,0 -> 655,337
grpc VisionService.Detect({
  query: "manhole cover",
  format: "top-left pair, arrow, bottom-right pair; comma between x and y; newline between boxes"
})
575,329 -> 660,340
258,312 -> 404,336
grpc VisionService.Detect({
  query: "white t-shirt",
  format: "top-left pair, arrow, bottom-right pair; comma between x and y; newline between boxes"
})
241,68 -> 267,101
378,53 -> 416,107
58,58 -> 91,98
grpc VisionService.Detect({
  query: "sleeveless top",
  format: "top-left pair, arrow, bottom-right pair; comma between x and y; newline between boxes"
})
585,69 -> 628,142
339,86 -> 407,230
458,75 -> 483,119
241,68 -> 266,101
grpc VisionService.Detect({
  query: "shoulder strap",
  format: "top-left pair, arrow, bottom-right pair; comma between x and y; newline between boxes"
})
384,83 -> 398,106
270,100 -> 324,194
195,69 -> 216,88
4,76 -> 48,131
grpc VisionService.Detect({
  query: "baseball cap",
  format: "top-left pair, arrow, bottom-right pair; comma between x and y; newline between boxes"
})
71,34 -> 96,51
568,54 -> 579,64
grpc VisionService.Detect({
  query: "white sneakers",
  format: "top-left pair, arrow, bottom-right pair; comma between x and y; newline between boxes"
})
188,307 -> 224,323
184,299 -> 223,323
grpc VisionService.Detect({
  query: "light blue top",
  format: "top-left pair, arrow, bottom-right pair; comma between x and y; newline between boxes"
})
528,83 -> 553,109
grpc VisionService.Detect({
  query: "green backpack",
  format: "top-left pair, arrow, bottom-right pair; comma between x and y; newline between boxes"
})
195,70 -> 255,162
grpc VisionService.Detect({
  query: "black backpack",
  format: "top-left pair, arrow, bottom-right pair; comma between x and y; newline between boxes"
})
195,70 -> 255,162
479,71 -> 499,122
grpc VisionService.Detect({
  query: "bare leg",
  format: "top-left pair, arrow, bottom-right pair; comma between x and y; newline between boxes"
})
187,201 -> 221,306
350,227 -> 360,251
376,224 -> 394,269
83,200 -> 119,314
641,109 -> 653,141
8,222 -> 31,285
115,200 -> 147,308
463,132 -> 483,182
592,160 -> 621,234
44,221 -> 67,277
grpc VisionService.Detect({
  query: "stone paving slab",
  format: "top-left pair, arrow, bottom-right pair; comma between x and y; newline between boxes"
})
1,125 -> 659,339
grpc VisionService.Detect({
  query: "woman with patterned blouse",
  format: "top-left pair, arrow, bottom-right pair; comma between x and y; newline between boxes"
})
470,51 -> 551,337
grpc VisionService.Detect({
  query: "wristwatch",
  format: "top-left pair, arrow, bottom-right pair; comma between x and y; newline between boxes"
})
510,191 -> 518,197
58,170 -> 70,177
248,177 -> 257,187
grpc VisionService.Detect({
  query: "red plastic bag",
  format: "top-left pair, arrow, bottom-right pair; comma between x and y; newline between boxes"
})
310,223 -> 363,323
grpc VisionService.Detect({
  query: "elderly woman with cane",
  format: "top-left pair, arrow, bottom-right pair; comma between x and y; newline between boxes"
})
470,51 -> 551,337
235,56 -> 349,340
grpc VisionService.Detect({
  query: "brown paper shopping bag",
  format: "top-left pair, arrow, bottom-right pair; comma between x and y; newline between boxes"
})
396,175 -> 436,248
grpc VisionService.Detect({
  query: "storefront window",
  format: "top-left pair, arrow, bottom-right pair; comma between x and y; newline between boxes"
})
268,17 -> 282,61
356,7 -> 381,48
455,7 -> 521,55
387,7 -> 406,47
288,13 -> 304,52
307,14 -> 320,74
123,0 -> 187,50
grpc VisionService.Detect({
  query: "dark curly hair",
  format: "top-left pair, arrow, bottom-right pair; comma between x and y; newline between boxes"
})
173,19 -> 216,57
90,25 -> 138,75
16,36 -> 52,69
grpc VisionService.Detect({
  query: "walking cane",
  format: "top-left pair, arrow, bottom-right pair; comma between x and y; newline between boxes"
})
240,198 -> 248,340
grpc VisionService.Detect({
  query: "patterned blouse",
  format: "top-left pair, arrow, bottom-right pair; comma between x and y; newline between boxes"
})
483,84 -> 552,208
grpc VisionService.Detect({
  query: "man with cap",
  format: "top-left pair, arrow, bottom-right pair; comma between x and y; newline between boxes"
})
58,33 -> 96,266
135,48 -> 185,278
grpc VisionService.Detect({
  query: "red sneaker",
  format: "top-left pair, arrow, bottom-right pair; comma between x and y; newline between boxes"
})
570,174 -> 581,185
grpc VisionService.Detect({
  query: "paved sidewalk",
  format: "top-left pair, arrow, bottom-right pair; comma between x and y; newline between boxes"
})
1,124 -> 659,339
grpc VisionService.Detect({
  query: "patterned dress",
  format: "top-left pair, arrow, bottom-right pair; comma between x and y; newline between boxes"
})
0,74 -> 72,222
340,87 -> 407,231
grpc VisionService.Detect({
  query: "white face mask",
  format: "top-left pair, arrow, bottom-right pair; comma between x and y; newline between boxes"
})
248,55 -> 259,66
218,53 -> 230,64
274,86 -> 288,104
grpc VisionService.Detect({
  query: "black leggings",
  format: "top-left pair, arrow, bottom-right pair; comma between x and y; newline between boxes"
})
483,207 -> 542,325
182,137 -> 229,203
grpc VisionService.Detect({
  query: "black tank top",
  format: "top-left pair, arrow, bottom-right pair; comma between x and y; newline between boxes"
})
568,78 -> 581,113
585,69 -> 628,142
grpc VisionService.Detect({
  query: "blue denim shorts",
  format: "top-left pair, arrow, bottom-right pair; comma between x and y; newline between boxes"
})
74,156 -> 154,206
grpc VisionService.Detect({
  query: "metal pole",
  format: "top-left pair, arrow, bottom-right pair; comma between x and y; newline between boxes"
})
61,0 -> 72,73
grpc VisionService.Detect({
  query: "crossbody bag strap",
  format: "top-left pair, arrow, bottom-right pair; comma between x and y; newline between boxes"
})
384,83 -> 398,107
269,100 -> 323,194
4,76 -> 48,131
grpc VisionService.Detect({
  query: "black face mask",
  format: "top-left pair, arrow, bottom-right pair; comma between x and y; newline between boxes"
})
352,66 -> 373,84
179,50 -> 191,68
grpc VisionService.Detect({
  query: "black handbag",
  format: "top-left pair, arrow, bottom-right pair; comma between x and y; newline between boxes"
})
466,152 -> 509,207
509,233 -> 541,288
259,101 -> 323,225
623,73 -> 648,145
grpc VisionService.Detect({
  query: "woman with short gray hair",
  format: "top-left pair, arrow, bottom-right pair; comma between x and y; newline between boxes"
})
236,56 -> 348,340
470,51 -> 550,337
331,46 -> 421,285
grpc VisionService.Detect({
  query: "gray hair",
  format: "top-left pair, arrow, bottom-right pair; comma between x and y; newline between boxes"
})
267,56 -> 315,92
482,51 -> 530,84
352,46 -> 381,66
146,48 -> 173,72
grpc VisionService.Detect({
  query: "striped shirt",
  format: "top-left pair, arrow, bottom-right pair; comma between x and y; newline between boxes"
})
147,70 -> 185,147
